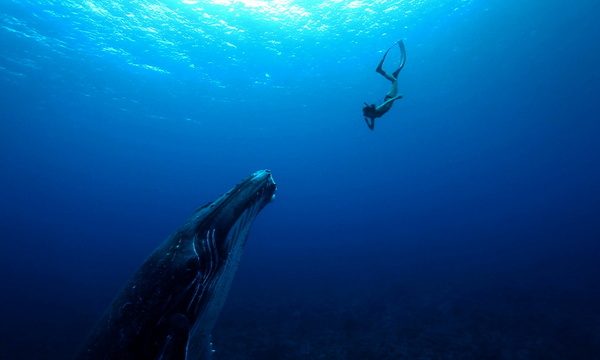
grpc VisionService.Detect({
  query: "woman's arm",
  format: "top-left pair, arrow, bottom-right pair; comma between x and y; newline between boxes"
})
364,117 -> 375,131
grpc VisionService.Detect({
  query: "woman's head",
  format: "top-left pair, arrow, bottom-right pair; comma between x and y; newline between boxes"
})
363,104 -> 376,117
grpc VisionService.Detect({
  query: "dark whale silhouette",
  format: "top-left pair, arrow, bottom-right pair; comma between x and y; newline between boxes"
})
76,170 -> 276,360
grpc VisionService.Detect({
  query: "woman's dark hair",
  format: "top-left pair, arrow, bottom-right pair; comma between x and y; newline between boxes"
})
363,104 -> 376,117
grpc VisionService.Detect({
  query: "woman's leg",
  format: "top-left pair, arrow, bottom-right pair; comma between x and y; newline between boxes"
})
385,40 -> 405,98
385,79 -> 398,99
375,43 -> 397,82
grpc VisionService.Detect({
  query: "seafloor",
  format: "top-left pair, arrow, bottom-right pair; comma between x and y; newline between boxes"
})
213,267 -> 599,360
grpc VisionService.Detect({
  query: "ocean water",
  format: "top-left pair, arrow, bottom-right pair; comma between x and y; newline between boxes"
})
1,0 -> 599,359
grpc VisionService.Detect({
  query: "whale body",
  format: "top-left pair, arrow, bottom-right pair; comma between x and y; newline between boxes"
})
76,170 -> 276,360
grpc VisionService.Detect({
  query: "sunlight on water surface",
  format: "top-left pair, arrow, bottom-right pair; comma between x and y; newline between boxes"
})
2,0 -> 474,69
1,0 -> 474,94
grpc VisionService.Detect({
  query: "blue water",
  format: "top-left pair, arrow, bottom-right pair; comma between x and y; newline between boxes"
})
1,0 -> 599,358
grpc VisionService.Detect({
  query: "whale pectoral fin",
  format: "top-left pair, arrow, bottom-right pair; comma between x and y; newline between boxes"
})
155,313 -> 191,360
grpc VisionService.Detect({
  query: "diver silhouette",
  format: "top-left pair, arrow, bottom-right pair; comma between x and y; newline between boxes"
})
362,40 -> 406,130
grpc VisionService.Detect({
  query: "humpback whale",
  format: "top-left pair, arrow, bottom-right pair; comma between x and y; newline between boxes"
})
76,170 -> 276,360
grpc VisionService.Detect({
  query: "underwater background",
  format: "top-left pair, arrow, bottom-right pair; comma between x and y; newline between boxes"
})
1,0 -> 599,359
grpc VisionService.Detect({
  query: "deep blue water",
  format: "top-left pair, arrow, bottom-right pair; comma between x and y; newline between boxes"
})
1,0 -> 600,359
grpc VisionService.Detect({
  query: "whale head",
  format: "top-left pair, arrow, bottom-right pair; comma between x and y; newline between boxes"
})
77,170 -> 276,360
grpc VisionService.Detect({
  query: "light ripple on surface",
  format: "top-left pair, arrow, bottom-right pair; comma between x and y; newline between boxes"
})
2,0 -> 474,70
0,0 -> 474,110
